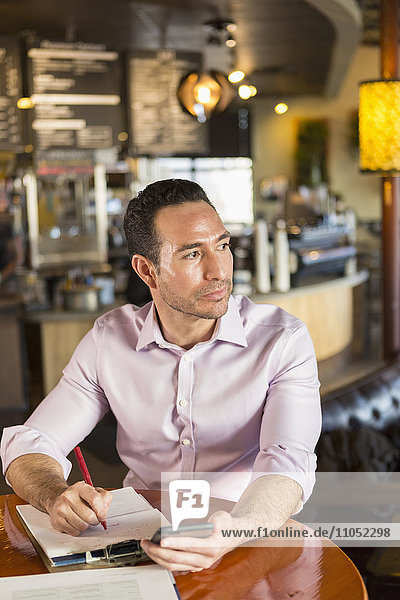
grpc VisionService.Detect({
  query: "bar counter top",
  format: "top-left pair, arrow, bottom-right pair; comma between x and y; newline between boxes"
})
20,271 -> 368,396
22,270 -> 368,322
251,270 -> 369,361
251,269 -> 368,303
23,300 -> 124,323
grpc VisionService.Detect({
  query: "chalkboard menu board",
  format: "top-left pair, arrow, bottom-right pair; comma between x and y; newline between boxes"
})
0,36 -> 23,151
127,50 -> 208,156
27,40 -> 122,160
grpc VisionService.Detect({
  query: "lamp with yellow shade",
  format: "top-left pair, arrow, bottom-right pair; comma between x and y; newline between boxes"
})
359,79 -> 400,172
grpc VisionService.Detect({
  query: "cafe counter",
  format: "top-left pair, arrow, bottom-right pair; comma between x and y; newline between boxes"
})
24,303 -> 123,397
251,270 -> 368,361
24,271 -> 368,398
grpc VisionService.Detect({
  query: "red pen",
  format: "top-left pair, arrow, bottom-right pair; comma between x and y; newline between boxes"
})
73,446 -> 107,531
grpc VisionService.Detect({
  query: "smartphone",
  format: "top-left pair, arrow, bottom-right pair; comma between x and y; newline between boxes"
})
150,523 -> 214,545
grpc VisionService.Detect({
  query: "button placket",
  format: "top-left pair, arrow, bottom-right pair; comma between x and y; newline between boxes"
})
177,352 -> 195,471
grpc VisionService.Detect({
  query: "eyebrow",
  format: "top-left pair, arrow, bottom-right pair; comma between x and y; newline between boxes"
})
176,230 -> 231,253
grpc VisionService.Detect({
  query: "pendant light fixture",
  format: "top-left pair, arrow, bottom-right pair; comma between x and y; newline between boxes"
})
177,19 -> 237,122
177,70 -> 235,123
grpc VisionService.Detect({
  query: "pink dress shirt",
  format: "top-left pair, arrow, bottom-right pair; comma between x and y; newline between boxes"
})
1,295 -> 321,502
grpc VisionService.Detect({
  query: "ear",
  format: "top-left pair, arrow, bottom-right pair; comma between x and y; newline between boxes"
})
131,255 -> 158,290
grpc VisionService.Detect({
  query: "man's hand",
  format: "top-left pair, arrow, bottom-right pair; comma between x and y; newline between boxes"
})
140,475 -> 303,572
141,511 -> 240,572
6,454 -> 113,536
47,482 -> 112,536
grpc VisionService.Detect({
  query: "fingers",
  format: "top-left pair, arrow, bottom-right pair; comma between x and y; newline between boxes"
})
159,534 -> 222,553
49,482 -> 111,536
80,485 -> 111,522
49,501 -> 94,536
140,511 -> 240,571
141,539 -> 212,572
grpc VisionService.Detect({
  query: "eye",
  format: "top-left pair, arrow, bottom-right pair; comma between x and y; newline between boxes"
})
185,251 -> 200,259
218,242 -> 231,251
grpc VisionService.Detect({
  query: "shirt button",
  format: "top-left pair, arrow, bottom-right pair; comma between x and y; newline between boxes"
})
179,400 -> 187,407
182,438 -> 191,446
183,354 -> 192,362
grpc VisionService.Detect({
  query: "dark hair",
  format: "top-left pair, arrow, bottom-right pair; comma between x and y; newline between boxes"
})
123,179 -> 216,267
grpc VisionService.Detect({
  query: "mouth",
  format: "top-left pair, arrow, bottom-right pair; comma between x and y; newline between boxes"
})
201,287 -> 229,301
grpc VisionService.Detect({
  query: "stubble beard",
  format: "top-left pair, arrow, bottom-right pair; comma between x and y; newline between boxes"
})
158,279 -> 233,320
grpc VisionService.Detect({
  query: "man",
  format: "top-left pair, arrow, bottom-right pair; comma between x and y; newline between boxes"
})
1,179 -> 321,572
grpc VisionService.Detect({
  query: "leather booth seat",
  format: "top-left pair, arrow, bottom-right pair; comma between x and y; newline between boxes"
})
321,362 -> 400,433
319,361 -> 400,597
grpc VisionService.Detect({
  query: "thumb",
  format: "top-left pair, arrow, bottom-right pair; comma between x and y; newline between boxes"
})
207,510 -> 233,530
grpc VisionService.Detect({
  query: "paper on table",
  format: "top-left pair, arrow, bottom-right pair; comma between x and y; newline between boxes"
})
17,487 -> 169,559
0,565 -> 179,600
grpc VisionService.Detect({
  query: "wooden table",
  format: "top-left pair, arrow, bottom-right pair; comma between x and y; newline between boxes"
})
0,492 -> 368,599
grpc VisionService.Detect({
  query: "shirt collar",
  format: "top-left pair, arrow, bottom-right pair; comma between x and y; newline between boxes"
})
135,296 -> 248,351
214,295 -> 248,347
136,303 -> 157,351
136,303 -> 175,351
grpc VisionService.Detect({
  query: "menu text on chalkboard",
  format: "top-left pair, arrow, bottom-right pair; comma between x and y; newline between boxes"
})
27,39 -> 122,163
128,50 -> 208,156
0,36 -> 23,151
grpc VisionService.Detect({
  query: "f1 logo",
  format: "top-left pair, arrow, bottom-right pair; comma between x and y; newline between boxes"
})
176,488 -> 205,509
169,480 -> 210,530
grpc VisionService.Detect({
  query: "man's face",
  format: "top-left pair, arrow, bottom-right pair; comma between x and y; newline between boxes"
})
152,201 -> 233,320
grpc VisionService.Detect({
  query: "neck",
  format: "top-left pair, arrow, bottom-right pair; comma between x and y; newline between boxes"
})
154,305 -> 217,350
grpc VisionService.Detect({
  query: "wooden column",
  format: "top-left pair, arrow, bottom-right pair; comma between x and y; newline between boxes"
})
381,0 -> 400,359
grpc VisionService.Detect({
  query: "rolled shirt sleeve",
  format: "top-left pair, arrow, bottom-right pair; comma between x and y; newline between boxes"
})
251,322 -> 321,503
1,425 -> 74,483
1,322 -> 109,481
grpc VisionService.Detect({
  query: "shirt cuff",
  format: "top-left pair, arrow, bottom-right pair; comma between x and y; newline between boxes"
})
251,443 -> 317,508
1,425 -> 72,485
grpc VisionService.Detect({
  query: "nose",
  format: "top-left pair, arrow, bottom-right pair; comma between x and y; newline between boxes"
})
204,251 -> 230,281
